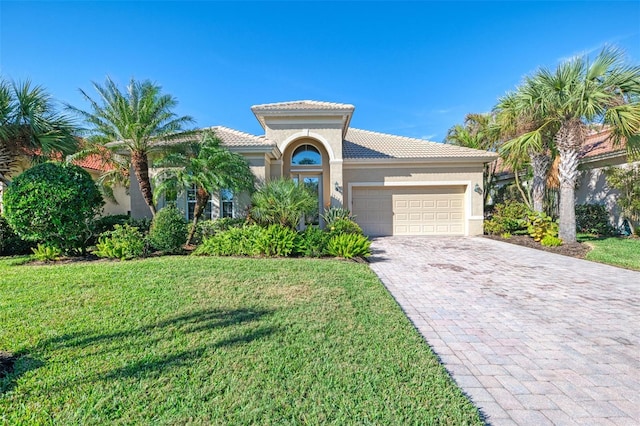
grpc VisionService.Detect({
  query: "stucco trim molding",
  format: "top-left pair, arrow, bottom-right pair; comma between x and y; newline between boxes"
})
347,180 -> 474,236
280,131 -> 337,161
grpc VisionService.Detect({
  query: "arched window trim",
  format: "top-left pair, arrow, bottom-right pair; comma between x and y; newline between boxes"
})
291,144 -> 322,166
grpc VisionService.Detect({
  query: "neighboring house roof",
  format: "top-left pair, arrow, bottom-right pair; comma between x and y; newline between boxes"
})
343,128 -> 498,162
74,154 -> 113,172
580,129 -> 626,162
251,100 -> 355,111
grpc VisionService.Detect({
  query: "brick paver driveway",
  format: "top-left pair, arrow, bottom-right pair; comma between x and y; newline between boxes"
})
369,236 -> 639,425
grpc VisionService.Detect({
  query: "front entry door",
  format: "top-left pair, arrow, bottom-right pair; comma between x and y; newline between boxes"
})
292,174 -> 322,228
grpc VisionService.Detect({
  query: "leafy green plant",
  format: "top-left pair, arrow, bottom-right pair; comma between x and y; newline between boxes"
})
254,224 -> 298,257
31,244 -> 62,261
541,235 -> 563,247
575,204 -> 615,236
296,226 -> 329,257
327,233 -> 371,259
193,225 -> 262,257
189,218 -> 246,245
94,224 -> 146,260
327,218 -> 364,237
527,212 -> 559,242
2,162 -> 104,254
127,217 -> 153,234
0,215 -> 34,255
148,205 -> 187,253
250,179 -> 316,229
321,207 -> 355,226
484,201 -> 532,235
500,232 -> 512,239
604,165 -> 640,235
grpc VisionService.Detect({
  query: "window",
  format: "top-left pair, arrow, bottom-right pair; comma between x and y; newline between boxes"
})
186,186 -> 213,221
291,144 -> 321,165
220,189 -> 234,218
185,187 -> 235,220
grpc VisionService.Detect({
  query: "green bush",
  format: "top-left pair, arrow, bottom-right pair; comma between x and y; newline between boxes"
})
94,224 -> 146,260
296,226 -> 329,257
250,179 -> 316,229
575,204 -> 616,236
31,244 -> 62,262
327,218 -> 363,237
327,233 -> 371,259
541,235 -> 563,247
148,205 -> 187,253
193,225 -> 263,257
527,212 -> 559,242
189,218 -> 246,245
321,207 -> 355,226
3,162 -> 104,254
0,216 -> 34,255
484,201 -> 532,235
127,217 -> 153,234
254,224 -> 298,257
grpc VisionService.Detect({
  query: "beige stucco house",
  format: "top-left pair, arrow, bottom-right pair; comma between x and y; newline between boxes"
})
137,100 -> 497,237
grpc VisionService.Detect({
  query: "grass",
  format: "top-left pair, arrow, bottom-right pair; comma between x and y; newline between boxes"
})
0,256 -> 482,424
579,234 -> 640,270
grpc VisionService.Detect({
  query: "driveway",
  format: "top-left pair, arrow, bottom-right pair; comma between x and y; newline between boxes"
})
368,236 -> 640,425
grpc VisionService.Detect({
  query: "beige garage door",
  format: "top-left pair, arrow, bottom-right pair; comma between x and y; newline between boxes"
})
352,186 -> 465,236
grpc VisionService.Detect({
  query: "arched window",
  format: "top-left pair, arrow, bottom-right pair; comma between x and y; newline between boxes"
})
291,144 -> 321,165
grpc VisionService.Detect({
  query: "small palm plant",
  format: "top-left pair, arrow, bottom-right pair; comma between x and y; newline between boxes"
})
250,178 -> 316,229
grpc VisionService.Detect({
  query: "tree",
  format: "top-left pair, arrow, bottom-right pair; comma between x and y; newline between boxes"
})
445,113 -> 499,208
0,79 -> 77,185
250,178 -> 316,229
502,47 -> 640,242
153,131 -> 255,245
68,77 -> 194,216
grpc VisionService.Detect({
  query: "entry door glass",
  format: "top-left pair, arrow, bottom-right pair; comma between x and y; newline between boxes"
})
292,174 -> 322,227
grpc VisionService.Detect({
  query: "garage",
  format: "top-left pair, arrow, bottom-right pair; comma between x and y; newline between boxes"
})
351,186 -> 466,237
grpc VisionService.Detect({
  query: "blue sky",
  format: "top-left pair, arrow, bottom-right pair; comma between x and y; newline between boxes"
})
1,1 -> 639,142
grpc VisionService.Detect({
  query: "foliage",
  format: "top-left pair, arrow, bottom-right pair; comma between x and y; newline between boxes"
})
500,232 -> 512,239
31,243 -> 62,261
94,224 -> 146,260
527,211 -> 559,242
327,233 -> 372,259
193,225 -> 262,256
90,214 -> 131,244
127,217 -> 153,234
484,201 -> 532,235
254,224 -> 298,257
295,226 -> 329,258
575,204 -> 616,236
327,218 -> 364,237
540,235 -> 563,247
3,162 -> 104,254
68,76 -> 194,216
605,165 -> 640,234
0,215 -> 33,255
250,178 -> 316,229
321,207 -> 355,226
148,205 -> 187,253
0,79 -> 77,185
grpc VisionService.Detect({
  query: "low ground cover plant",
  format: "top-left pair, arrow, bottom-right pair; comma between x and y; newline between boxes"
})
94,224 -> 146,260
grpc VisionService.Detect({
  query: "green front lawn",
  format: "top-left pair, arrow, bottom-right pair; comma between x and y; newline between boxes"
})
579,235 -> 640,271
0,256 -> 481,424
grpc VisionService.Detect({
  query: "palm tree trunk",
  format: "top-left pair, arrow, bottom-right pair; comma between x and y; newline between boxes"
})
530,151 -> 551,213
556,121 -> 584,243
131,150 -> 156,217
186,187 -> 210,245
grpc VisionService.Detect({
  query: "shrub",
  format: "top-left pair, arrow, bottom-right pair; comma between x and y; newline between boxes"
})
327,233 -> 371,259
254,224 -> 298,257
527,212 -> 559,242
321,207 -> 355,226
296,226 -> 329,257
0,216 -> 34,255
575,204 -> 615,236
3,162 -> 104,254
188,218 -> 246,245
193,225 -> 263,257
327,218 -> 363,237
148,205 -> 187,253
500,232 -> 512,239
250,179 -> 316,229
541,235 -> 563,247
127,217 -> 153,234
94,224 -> 146,260
484,201 -> 532,235
31,244 -> 62,262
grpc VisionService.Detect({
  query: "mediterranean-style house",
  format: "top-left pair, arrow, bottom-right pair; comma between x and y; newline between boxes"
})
140,100 -> 498,237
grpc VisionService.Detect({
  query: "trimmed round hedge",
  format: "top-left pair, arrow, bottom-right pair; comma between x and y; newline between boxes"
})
3,162 -> 104,254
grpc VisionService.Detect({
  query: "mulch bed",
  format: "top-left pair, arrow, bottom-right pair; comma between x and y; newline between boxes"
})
0,351 -> 16,378
484,234 -> 591,259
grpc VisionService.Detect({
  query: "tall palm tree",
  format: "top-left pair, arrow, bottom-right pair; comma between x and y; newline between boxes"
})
445,113 -> 499,207
153,131 -> 255,245
68,77 -> 194,216
0,79 -> 77,185
504,47 -> 640,242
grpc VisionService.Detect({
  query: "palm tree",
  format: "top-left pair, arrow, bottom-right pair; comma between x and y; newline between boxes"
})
68,77 -> 194,216
0,79 -> 77,185
445,113 -> 499,207
504,47 -> 640,242
153,131 -> 255,245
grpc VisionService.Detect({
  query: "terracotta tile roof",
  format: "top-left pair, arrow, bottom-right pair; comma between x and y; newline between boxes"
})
343,128 -> 498,161
251,100 -> 355,111
580,129 -> 626,159
209,126 -> 276,147
73,154 -> 113,172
